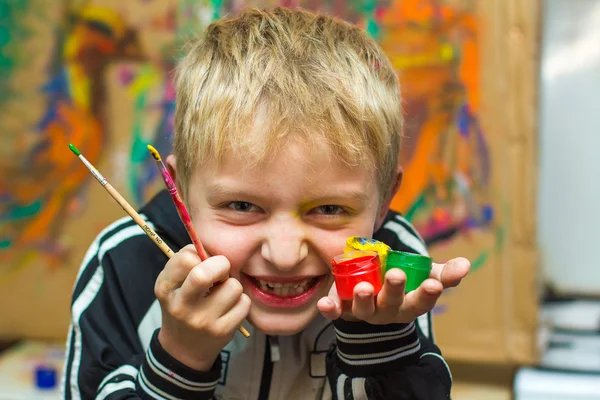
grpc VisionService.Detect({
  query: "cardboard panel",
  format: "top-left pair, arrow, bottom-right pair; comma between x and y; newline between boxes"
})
420,0 -> 540,364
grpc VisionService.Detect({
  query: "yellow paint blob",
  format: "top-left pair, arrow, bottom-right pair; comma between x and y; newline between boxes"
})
344,236 -> 391,265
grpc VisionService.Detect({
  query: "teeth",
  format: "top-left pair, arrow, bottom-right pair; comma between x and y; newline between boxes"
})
254,278 -> 315,297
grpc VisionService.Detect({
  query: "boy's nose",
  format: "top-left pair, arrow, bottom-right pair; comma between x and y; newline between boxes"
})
261,215 -> 308,271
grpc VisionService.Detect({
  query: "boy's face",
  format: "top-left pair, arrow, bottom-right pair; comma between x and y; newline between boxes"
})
180,138 -> 388,335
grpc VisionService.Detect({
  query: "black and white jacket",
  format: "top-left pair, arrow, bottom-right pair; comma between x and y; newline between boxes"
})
61,190 -> 452,399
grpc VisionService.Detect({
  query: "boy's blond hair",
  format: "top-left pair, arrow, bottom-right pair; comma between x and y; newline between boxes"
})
174,7 -> 402,202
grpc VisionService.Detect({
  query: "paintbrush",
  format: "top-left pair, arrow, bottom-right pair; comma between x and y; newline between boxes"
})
69,143 -> 174,258
147,145 -> 250,339
69,143 -> 250,338
146,145 -> 208,260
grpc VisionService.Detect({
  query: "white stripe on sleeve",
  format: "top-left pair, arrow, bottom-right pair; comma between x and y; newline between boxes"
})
420,352 -> 453,383
394,214 -> 426,243
351,377 -> 368,400
138,368 -> 179,400
97,365 -> 139,392
383,220 -> 429,256
146,345 -> 219,390
73,216 -> 137,286
336,373 -> 347,400
417,314 -> 430,339
95,381 -> 136,400
334,322 -> 415,344
138,299 -> 162,352
336,339 -> 421,366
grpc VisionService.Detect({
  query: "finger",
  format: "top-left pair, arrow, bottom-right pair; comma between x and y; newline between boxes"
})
352,282 -> 375,320
317,296 -> 342,320
204,277 -> 245,316
376,268 -> 406,310
179,255 -> 231,301
430,257 -> 471,288
155,244 -> 202,298
215,293 -> 252,337
317,282 -> 343,320
398,279 -> 443,322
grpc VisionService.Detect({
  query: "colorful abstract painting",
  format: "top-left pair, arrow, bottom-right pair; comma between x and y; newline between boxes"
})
0,0 -> 490,285
381,1 -> 492,251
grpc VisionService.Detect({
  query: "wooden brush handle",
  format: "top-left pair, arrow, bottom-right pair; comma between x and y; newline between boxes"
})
105,183 -> 174,258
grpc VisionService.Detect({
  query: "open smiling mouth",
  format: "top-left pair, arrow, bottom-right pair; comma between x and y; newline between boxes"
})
244,274 -> 327,308
250,276 -> 320,296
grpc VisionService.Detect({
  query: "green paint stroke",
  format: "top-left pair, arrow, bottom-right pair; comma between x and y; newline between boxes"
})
127,66 -> 162,204
210,0 -> 223,21
0,239 -> 11,250
0,0 -> 31,105
2,200 -> 42,222
365,18 -> 380,40
470,250 -> 489,273
405,193 -> 426,222
129,84 -> 149,203
353,0 -> 380,39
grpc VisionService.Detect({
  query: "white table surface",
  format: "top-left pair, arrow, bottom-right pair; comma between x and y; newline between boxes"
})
0,341 -> 64,399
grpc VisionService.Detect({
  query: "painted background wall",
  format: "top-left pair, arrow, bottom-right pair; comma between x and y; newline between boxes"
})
0,0 -> 538,365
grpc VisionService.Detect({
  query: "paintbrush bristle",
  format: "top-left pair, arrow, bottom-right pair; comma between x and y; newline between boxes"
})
69,143 -> 81,156
147,144 -> 161,161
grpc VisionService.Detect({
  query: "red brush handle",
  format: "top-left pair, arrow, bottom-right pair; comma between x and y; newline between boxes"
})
158,161 -> 209,261
171,190 -> 209,261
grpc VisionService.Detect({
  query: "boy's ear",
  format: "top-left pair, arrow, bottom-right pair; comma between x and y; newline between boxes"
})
165,154 -> 178,185
374,166 -> 403,232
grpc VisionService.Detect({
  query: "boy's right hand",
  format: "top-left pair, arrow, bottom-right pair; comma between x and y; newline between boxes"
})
154,244 -> 251,371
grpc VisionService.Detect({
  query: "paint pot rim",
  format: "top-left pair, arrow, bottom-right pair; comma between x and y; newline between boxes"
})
331,251 -> 380,275
386,250 -> 432,270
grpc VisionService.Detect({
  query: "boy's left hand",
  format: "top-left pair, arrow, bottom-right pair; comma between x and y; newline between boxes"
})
317,257 -> 470,324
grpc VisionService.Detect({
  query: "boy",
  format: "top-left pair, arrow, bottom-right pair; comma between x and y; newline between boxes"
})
62,7 -> 469,399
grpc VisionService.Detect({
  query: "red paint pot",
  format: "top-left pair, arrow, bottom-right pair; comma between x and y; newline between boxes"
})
331,251 -> 383,300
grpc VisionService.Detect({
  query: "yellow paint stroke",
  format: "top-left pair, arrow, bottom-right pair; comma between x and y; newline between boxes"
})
127,67 -> 161,97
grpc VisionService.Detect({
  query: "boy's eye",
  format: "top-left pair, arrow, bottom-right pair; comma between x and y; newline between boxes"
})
314,205 -> 345,215
228,201 -> 259,212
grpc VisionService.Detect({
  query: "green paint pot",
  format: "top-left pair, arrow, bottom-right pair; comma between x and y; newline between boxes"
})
384,250 -> 432,292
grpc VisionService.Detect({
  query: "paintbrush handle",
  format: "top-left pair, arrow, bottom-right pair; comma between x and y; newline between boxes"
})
238,325 -> 250,338
104,183 -> 174,258
171,192 -> 209,261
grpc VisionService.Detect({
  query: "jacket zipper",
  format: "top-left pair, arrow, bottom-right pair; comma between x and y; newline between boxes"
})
258,335 -> 274,400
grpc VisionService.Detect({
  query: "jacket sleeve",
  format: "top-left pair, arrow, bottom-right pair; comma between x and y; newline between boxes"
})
325,317 -> 452,400
61,221 -> 221,399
